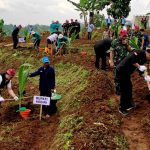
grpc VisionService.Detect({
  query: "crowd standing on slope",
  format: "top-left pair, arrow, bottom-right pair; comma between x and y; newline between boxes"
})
1,15 -> 150,118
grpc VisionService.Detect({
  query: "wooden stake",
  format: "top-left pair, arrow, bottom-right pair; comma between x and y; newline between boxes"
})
39,104 -> 42,120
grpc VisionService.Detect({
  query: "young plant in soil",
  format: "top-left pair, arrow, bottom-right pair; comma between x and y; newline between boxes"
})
18,63 -> 32,108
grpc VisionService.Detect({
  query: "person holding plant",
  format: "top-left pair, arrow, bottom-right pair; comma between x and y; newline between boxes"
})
29,56 -> 56,117
116,49 -> 150,115
109,29 -> 132,95
0,69 -> 19,103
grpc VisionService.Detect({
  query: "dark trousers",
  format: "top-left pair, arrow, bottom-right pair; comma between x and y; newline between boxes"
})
116,70 -> 133,110
88,32 -> 92,40
94,49 -> 107,70
34,39 -> 41,49
12,36 -> 18,49
40,91 -> 57,115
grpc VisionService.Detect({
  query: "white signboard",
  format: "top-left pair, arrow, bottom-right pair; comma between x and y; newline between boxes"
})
19,37 -> 25,43
33,96 -> 50,106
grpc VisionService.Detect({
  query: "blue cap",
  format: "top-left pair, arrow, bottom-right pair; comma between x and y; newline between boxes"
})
42,56 -> 50,63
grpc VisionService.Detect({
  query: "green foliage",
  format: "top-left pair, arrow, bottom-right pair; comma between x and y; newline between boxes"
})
18,63 -> 32,99
23,30 -> 30,43
110,20 -> 122,38
0,19 -> 6,38
129,37 -> 140,50
114,135 -> 129,150
107,0 -> 131,18
93,13 -> 106,28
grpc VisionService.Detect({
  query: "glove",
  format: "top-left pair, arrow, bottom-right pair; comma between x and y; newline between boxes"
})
144,75 -> 150,82
138,65 -> 147,72
0,96 -> 4,102
13,96 -> 19,101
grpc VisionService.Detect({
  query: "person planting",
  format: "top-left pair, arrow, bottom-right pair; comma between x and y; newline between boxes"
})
29,56 -> 56,117
0,69 -> 19,103
56,34 -> 68,55
31,31 -> 41,53
109,29 -> 132,95
116,49 -> 150,115
94,39 -> 112,70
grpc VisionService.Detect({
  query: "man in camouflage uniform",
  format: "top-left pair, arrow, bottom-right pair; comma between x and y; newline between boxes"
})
109,30 -> 132,95
132,25 -> 144,49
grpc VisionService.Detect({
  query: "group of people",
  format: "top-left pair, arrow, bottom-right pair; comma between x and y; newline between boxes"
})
62,19 -> 80,38
94,23 -> 150,116
106,16 -> 127,27
0,56 -> 57,118
11,25 -> 69,55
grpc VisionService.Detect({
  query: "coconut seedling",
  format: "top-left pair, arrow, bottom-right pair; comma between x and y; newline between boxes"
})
18,63 -> 32,108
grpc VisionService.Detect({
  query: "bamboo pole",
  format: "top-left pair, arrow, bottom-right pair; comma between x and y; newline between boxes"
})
39,104 -> 42,120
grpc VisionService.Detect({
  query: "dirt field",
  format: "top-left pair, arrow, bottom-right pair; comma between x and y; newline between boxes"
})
0,33 -> 150,150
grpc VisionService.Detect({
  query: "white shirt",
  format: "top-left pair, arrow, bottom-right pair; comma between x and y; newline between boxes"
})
47,33 -> 58,42
87,24 -> 95,32
0,75 -> 12,88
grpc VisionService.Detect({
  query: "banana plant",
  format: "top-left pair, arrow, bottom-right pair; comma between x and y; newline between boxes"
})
18,63 -> 32,107
129,37 -> 140,50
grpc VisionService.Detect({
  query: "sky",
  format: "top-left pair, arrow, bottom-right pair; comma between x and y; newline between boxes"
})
0,0 -> 150,26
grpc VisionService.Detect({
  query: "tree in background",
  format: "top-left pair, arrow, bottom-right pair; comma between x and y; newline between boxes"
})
68,0 -> 132,23
107,0 -> 131,19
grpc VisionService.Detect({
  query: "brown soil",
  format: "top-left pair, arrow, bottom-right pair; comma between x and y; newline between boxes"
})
1,33 -> 150,150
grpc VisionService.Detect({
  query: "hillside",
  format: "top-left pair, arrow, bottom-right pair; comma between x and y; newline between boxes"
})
0,37 -> 150,150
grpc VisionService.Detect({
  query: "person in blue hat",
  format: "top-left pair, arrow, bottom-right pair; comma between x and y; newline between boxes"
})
29,56 -> 57,117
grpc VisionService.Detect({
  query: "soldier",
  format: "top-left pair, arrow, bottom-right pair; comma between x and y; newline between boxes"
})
109,29 -> 132,95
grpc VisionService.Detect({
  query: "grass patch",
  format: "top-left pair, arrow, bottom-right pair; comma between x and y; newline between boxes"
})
114,135 -> 129,150
49,62 -> 89,150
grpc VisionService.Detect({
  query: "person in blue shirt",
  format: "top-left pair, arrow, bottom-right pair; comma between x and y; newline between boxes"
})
29,56 -> 57,117
140,29 -> 149,50
106,16 -> 112,27
50,21 -> 62,34
121,16 -> 126,26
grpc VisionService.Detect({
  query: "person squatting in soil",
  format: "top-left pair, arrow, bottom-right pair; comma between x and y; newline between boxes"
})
94,38 -> 112,70
11,25 -> 22,49
46,33 -> 58,48
29,56 -> 57,117
56,34 -> 68,55
109,29 -> 132,95
116,49 -> 150,115
0,69 -> 19,106
31,31 -> 41,53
